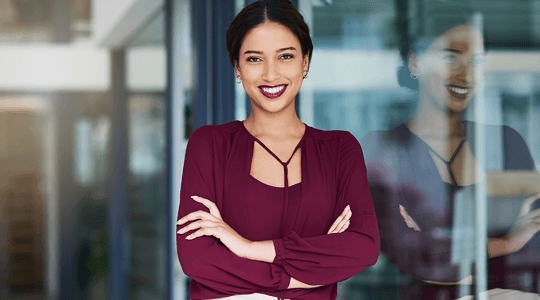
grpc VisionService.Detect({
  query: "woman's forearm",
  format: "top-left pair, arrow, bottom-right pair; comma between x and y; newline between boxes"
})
419,238 -> 521,285
288,277 -> 323,289
242,240 -> 276,263
488,237 -> 516,258
424,275 -> 473,285
242,241 -> 323,289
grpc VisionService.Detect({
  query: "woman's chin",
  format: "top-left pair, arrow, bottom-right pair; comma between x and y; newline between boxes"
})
448,100 -> 468,112
253,98 -> 294,114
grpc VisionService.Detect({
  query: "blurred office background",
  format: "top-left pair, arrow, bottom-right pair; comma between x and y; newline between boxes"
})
0,0 -> 539,299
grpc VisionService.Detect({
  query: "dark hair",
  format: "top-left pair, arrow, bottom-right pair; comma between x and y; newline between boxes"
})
396,3 -> 483,90
226,0 -> 313,68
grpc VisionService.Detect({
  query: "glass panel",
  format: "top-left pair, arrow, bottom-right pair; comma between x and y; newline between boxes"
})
302,0 -> 540,298
68,94 -> 112,300
1,1 -> 110,299
127,94 -> 167,300
0,92 -> 112,300
125,9 -> 167,300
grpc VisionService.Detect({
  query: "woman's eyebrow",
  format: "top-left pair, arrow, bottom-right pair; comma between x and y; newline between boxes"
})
440,48 -> 462,53
244,50 -> 262,55
277,47 -> 296,52
243,47 -> 297,55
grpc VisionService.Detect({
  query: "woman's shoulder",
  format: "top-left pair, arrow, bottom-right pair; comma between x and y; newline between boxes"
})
189,121 -> 244,139
307,126 -> 358,143
186,121 -> 246,152
464,121 -> 527,143
361,125 -> 404,149
192,120 -> 243,135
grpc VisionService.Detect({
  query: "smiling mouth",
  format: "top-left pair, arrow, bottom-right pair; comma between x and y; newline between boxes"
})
446,85 -> 471,100
259,84 -> 287,99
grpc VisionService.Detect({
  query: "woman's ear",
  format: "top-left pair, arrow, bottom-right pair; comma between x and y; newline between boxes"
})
407,51 -> 418,76
303,52 -> 310,74
235,63 -> 241,79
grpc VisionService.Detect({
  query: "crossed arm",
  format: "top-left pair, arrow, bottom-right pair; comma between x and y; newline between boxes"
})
398,194 -> 540,285
177,127 -> 379,294
177,195 -> 353,289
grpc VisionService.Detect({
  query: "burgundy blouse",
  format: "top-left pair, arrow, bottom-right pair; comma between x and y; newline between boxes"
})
176,121 -> 379,300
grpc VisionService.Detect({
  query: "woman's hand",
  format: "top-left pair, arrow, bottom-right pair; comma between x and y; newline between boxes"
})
177,196 -> 253,259
327,205 -> 352,234
399,204 -> 421,231
498,193 -> 540,255
399,205 -> 474,285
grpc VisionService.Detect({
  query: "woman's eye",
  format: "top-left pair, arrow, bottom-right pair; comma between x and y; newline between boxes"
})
280,54 -> 294,60
247,57 -> 261,62
442,55 -> 457,62
471,57 -> 485,66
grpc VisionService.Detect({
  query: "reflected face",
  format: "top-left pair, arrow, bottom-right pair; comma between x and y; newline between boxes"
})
236,21 -> 309,114
413,25 -> 485,113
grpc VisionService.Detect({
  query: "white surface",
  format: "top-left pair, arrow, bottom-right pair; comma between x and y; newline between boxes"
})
126,47 -> 167,92
92,0 -> 164,49
0,41 -> 109,91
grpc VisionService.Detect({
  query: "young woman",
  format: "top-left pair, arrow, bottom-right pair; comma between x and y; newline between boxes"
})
362,8 -> 540,300
176,1 -> 380,299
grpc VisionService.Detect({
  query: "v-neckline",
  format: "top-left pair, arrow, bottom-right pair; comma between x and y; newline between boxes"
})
239,120 -> 308,237
399,123 -> 479,187
240,120 -> 307,166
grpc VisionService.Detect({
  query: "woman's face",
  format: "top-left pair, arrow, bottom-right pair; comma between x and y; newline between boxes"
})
410,24 -> 485,114
236,21 -> 309,115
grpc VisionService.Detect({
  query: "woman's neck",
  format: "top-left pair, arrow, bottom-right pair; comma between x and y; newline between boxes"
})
244,109 -> 304,140
406,95 -> 464,139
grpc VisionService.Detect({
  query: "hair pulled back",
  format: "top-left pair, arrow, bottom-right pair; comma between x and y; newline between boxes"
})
396,3 -> 482,90
226,0 -> 313,68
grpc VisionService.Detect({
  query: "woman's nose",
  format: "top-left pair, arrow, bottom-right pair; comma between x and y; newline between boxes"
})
454,61 -> 473,83
262,61 -> 280,82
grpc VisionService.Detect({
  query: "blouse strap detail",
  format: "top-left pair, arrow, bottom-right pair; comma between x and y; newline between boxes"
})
427,137 -> 466,186
252,136 -> 304,237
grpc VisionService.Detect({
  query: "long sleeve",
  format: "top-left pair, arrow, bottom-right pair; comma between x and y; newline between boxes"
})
368,159 -> 465,282
272,132 -> 380,286
362,131 -> 468,283
492,125 -> 540,288
176,126 -> 290,297
502,125 -> 535,171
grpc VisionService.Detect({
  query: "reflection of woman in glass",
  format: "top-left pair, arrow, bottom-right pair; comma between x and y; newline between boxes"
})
362,10 -> 540,300
176,1 -> 379,299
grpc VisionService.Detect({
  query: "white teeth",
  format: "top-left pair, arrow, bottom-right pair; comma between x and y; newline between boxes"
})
262,85 -> 285,94
448,86 -> 468,94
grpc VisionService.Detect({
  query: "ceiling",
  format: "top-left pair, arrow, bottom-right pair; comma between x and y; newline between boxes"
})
312,0 -> 540,49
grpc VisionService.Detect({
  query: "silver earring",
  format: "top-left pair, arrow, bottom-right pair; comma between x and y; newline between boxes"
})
410,73 -> 418,80
236,76 -> 242,84
303,73 -> 308,79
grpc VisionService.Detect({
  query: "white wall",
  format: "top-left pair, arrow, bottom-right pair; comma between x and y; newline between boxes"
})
92,0 -> 164,49
0,41 -> 109,91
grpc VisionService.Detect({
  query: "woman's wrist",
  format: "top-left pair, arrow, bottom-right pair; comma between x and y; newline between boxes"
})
488,237 -> 518,258
242,240 -> 276,263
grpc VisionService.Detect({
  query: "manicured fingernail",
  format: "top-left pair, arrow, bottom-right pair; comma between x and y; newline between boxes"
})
177,219 -> 183,224
185,235 -> 192,240
177,230 -> 181,234
191,196 -> 196,199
